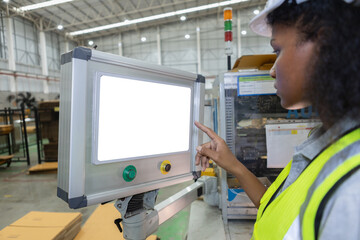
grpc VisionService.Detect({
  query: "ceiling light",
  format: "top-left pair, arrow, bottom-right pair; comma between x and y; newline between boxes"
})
141,37 -> 147,42
241,30 -> 247,35
118,42 -> 122,47
196,27 -> 200,32
185,34 -> 190,39
253,9 -> 260,15
3,0 -> 9,3
57,24 -> 63,30
18,0 -> 73,11
88,40 -> 94,46
69,0 -> 250,36
180,15 -> 186,21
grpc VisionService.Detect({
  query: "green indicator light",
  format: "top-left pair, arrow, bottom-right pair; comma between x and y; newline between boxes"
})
224,21 -> 232,31
123,165 -> 137,182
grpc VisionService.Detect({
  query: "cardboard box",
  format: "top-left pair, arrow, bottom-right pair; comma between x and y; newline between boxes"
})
0,226 -> 65,240
41,121 -> 59,143
44,142 -> 59,161
38,100 -> 60,123
38,100 -> 60,109
10,211 -> 81,228
231,54 -> 276,72
39,111 -> 54,122
0,211 -> 82,240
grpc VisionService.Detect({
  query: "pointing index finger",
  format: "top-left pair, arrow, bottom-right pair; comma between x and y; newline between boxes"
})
194,121 -> 218,140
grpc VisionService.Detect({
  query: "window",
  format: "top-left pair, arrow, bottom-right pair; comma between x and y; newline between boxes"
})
13,17 -> 40,66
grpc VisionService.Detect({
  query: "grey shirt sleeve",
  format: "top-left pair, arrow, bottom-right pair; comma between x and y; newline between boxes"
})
319,169 -> 360,240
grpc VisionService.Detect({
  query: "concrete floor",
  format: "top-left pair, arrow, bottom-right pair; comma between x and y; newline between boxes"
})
0,155 -> 254,239
188,200 -> 255,240
0,161 -> 97,230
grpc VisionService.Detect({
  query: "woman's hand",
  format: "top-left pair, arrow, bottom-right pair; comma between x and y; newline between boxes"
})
194,121 -> 240,173
195,121 -> 267,208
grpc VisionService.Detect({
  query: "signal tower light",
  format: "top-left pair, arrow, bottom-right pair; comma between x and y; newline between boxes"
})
224,7 -> 233,70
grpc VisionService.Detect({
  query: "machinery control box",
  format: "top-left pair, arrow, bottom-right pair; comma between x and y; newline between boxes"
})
57,47 -> 205,208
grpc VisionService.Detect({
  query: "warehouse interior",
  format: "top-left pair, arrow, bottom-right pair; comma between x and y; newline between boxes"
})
0,0 -> 324,239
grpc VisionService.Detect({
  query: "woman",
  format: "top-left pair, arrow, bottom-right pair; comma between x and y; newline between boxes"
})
195,0 -> 360,239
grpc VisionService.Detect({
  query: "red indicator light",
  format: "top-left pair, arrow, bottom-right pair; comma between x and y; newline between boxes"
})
225,31 -> 232,42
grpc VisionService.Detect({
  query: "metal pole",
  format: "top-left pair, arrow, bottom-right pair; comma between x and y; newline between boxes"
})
155,180 -> 204,225
227,55 -> 231,71
118,33 -> 123,56
33,107 -> 42,164
196,26 -> 201,74
157,26 -> 162,65
213,98 -> 218,134
5,108 -> 11,155
9,108 -> 16,154
21,105 -> 30,165
4,107 -> 8,124
237,10 -> 242,58
5,16 -> 16,92
39,20 -> 49,94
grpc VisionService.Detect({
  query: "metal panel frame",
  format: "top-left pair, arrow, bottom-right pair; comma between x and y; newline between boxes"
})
57,47 -> 204,208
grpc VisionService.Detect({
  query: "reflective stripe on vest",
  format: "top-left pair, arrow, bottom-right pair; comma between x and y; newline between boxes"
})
301,150 -> 360,239
252,128 -> 360,240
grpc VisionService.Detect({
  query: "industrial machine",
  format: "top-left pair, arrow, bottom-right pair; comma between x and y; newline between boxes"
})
218,69 -> 321,222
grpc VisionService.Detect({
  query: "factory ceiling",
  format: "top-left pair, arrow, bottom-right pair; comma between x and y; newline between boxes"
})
1,0 -> 266,41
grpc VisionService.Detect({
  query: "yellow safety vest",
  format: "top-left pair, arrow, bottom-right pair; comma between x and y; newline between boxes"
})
252,128 -> 360,240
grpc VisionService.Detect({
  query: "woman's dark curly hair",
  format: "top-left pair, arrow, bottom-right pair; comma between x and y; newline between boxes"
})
267,0 -> 360,128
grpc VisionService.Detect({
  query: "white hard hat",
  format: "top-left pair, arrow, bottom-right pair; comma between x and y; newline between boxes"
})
249,0 -> 309,37
250,0 -> 360,37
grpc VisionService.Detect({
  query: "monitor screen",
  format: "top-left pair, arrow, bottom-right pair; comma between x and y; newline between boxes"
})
96,75 -> 192,163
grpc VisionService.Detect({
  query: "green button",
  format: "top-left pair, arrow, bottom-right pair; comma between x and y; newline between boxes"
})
123,165 -> 137,182
128,170 -> 136,179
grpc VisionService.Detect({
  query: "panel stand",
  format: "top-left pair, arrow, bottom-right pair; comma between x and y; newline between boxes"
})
114,176 -> 218,240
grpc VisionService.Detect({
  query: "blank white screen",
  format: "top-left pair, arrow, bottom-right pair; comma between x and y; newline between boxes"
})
97,75 -> 192,161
